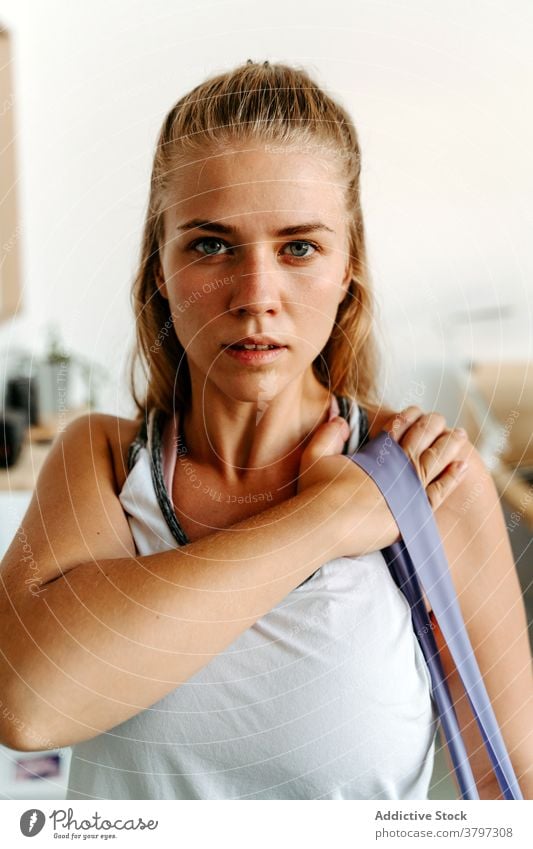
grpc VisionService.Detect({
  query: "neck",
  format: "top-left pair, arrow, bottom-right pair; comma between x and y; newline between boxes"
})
179,375 -> 336,489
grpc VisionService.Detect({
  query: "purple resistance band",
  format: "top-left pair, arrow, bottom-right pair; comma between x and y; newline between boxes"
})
348,430 -> 523,801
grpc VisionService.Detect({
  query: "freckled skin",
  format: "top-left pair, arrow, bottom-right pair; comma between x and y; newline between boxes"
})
154,144 -> 353,480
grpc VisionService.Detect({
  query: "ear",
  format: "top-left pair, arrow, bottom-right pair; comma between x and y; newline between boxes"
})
338,261 -> 352,305
154,255 -> 169,301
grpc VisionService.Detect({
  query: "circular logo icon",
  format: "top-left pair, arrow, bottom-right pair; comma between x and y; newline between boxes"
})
20,809 -> 46,837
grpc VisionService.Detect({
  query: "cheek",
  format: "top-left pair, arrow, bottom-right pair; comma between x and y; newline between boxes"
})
167,276 -> 226,321
294,287 -> 341,334
166,291 -> 228,354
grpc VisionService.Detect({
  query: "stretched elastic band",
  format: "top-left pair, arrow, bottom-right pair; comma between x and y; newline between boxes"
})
348,431 -> 523,801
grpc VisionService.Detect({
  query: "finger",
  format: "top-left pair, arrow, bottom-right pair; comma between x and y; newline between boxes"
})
385,406 -> 424,443
419,428 -> 467,482
426,461 -> 468,510
399,411 -> 447,455
302,417 -> 349,466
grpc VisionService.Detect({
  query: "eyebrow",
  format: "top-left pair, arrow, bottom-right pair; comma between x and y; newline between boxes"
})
175,219 -> 335,236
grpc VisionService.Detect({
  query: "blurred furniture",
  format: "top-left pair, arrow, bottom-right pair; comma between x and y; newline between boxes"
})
0,407 -> 89,492
0,408 -> 26,468
461,361 -> 533,531
0,745 -> 71,800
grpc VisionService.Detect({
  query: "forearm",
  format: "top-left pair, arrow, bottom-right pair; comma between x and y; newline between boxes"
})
477,764 -> 533,801
1,480 -> 348,750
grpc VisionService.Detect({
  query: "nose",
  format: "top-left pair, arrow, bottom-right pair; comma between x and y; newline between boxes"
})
227,244 -> 282,316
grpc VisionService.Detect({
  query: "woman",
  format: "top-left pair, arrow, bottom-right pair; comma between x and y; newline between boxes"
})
0,60 -> 530,800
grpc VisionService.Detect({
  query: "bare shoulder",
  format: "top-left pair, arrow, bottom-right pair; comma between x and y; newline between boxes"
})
65,412 -> 141,495
96,413 -> 142,494
0,411 -> 140,596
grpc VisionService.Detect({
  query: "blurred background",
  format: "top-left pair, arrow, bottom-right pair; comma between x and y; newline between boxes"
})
0,0 -> 531,801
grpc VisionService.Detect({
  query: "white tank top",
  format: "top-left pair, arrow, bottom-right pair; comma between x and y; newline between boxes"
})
66,396 -> 439,800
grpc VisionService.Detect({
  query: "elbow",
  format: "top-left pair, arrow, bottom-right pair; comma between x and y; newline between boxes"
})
0,683 -> 60,753
0,713 -> 48,753
0,719 -> 62,753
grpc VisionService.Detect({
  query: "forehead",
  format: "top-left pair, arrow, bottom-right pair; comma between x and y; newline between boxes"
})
164,145 -> 346,224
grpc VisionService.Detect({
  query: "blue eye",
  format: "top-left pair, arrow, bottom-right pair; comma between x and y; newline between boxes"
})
285,240 -> 318,259
188,237 -> 320,259
189,237 -> 229,256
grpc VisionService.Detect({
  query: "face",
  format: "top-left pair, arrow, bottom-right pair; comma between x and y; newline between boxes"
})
155,143 -> 352,405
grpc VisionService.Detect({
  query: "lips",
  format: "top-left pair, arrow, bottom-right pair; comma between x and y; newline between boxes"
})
223,345 -> 287,364
222,335 -> 286,348
228,343 -> 282,350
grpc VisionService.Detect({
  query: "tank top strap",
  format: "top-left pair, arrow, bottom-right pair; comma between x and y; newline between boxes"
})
334,394 -> 371,456
127,408 -> 166,473
357,404 -> 370,450
126,414 -> 149,473
145,408 -> 189,546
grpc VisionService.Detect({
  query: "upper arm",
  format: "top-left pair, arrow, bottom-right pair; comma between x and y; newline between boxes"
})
0,413 -> 137,605
433,442 -> 533,797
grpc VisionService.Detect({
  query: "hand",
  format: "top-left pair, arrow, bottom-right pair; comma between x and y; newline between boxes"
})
297,407 -> 469,558
383,406 -> 469,511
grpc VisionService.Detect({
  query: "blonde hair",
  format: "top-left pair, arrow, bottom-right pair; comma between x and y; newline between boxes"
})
128,59 -> 381,420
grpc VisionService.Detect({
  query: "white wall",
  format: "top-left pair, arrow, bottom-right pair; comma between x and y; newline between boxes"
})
1,0 -> 532,417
